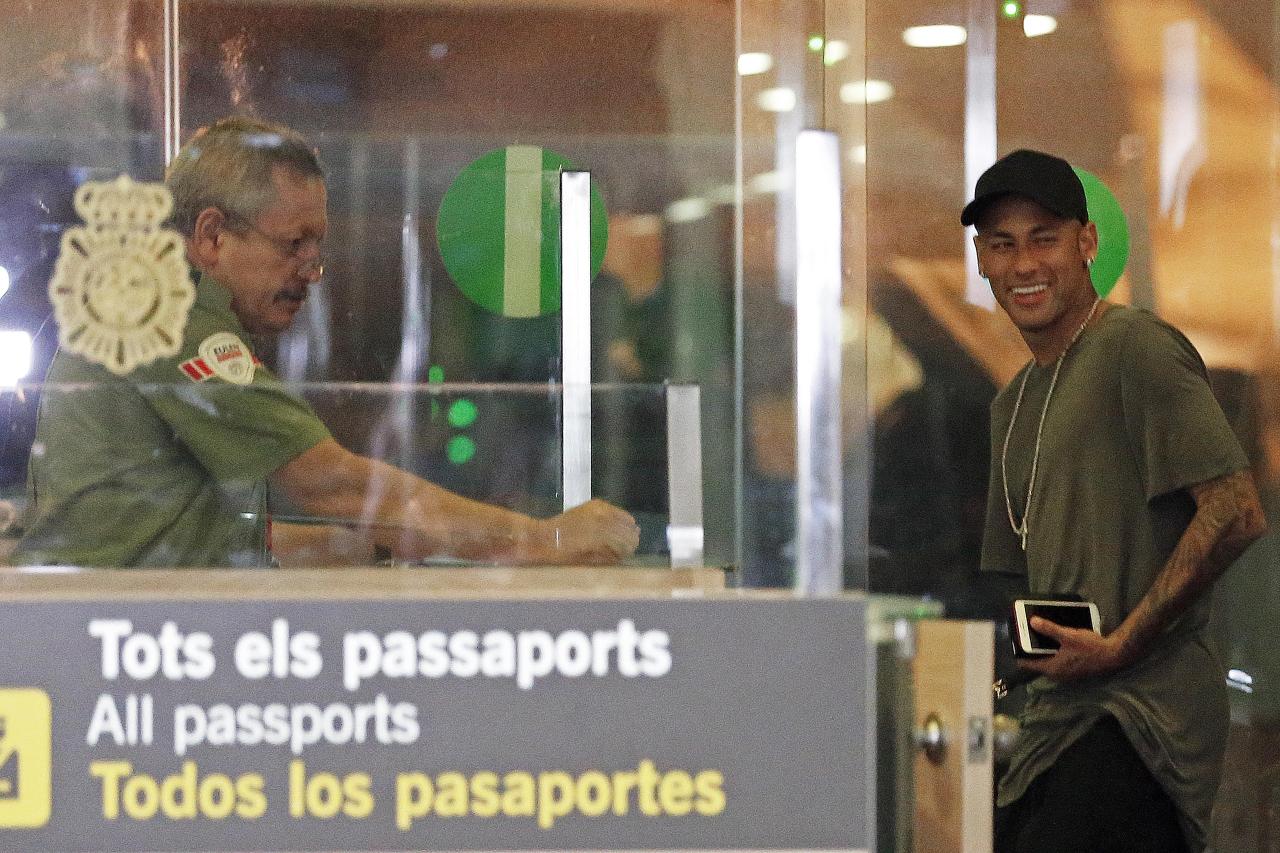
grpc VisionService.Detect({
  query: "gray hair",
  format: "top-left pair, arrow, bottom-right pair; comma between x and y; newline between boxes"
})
165,116 -> 324,236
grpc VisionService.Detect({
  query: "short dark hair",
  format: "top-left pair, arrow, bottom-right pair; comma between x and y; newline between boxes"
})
165,116 -> 324,236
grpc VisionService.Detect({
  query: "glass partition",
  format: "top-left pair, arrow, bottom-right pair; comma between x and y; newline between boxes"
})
863,0 -> 1280,846
10,0 -> 1279,844
0,1 -> 741,571
0,1 -> 865,582
0,382 -> 700,567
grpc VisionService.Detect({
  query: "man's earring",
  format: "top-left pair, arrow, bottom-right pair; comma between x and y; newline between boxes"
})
1086,257 -> 1095,269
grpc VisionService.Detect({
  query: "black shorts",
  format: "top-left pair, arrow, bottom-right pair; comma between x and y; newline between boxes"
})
995,715 -> 1190,853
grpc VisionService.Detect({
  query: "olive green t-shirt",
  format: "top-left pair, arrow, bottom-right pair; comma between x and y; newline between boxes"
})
982,305 -> 1248,851
13,273 -> 331,568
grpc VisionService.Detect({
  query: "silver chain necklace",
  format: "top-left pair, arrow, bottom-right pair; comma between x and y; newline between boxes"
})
1001,296 -> 1101,551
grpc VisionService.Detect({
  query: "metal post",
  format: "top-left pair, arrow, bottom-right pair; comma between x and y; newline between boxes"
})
794,129 -> 843,595
666,384 -> 704,567
965,0 -> 998,308
560,171 -> 593,510
162,0 -> 182,165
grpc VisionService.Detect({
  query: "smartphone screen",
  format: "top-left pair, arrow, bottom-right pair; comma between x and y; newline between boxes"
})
1023,602 -> 1097,651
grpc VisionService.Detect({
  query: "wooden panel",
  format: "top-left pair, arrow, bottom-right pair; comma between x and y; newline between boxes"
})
913,619 -> 994,853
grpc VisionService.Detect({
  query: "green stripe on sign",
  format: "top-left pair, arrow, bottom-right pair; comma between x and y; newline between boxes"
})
502,145 -> 544,318
437,145 -> 609,319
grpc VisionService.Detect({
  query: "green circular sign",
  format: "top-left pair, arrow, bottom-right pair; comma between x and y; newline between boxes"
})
447,399 -> 478,429
1073,166 -> 1130,298
447,435 -> 477,465
437,146 -> 609,318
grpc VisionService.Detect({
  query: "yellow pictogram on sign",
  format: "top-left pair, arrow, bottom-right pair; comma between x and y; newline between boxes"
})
0,689 -> 52,829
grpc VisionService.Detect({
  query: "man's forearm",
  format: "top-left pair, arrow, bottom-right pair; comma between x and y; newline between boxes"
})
272,439 -> 549,563
361,455 -> 552,562
1112,469 -> 1266,665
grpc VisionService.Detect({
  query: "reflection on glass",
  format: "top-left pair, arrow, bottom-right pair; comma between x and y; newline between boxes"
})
1159,20 -> 1205,229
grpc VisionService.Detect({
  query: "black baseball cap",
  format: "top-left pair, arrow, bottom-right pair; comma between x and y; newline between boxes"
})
960,149 -> 1088,227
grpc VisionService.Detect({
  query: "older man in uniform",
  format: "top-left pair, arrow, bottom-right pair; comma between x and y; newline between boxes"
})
968,149 -> 1267,852
15,117 -> 638,568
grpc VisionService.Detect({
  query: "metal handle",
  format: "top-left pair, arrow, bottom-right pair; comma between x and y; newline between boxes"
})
915,712 -> 949,764
665,383 -> 704,567
993,713 -> 1021,764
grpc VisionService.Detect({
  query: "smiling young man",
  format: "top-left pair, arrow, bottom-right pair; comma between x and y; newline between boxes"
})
16,117 -> 639,568
966,149 -> 1267,852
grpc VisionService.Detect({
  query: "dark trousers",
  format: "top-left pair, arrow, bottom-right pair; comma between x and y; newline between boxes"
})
995,715 -> 1191,853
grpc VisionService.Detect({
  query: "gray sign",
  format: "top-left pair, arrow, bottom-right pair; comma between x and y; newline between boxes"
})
0,598 -> 872,852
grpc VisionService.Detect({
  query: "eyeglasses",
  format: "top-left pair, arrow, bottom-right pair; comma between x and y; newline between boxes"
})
224,212 -> 326,279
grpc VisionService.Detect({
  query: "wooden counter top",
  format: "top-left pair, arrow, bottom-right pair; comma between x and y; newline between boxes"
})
0,565 -> 730,601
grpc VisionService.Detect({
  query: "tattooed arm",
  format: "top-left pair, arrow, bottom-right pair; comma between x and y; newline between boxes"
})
1021,469 -> 1267,682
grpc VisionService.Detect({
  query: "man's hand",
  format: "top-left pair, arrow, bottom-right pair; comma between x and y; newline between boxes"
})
536,499 -> 641,565
1016,617 -> 1133,683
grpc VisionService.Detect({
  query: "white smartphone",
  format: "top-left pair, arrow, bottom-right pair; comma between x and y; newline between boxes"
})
1011,599 -> 1101,657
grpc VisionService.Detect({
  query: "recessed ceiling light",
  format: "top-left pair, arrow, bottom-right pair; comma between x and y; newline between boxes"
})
709,184 -> 737,205
0,330 -> 32,387
1023,14 -> 1058,37
902,25 -> 968,48
748,172 -> 787,195
823,40 -> 850,66
666,197 -> 711,224
737,52 -> 774,76
755,87 -> 798,113
840,79 -> 895,104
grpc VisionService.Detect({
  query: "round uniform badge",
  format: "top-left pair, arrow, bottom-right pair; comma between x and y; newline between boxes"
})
197,332 -> 256,385
436,145 -> 608,318
47,175 -> 194,376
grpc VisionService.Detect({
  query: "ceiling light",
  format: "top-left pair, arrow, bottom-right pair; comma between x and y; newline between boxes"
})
902,25 -> 968,48
0,330 -> 32,387
665,197 -> 711,224
748,172 -> 787,195
823,40 -> 850,66
709,184 -> 737,205
755,87 -> 797,113
1023,14 -> 1058,37
840,79 -> 895,104
737,52 -> 774,76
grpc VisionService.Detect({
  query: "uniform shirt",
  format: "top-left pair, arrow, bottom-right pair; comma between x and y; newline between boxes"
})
13,272 -> 331,568
982,305 -> 1248,850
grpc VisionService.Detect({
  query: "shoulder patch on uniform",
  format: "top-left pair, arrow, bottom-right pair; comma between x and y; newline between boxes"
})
195,332 -> 256,385
178,356 -> 214,382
